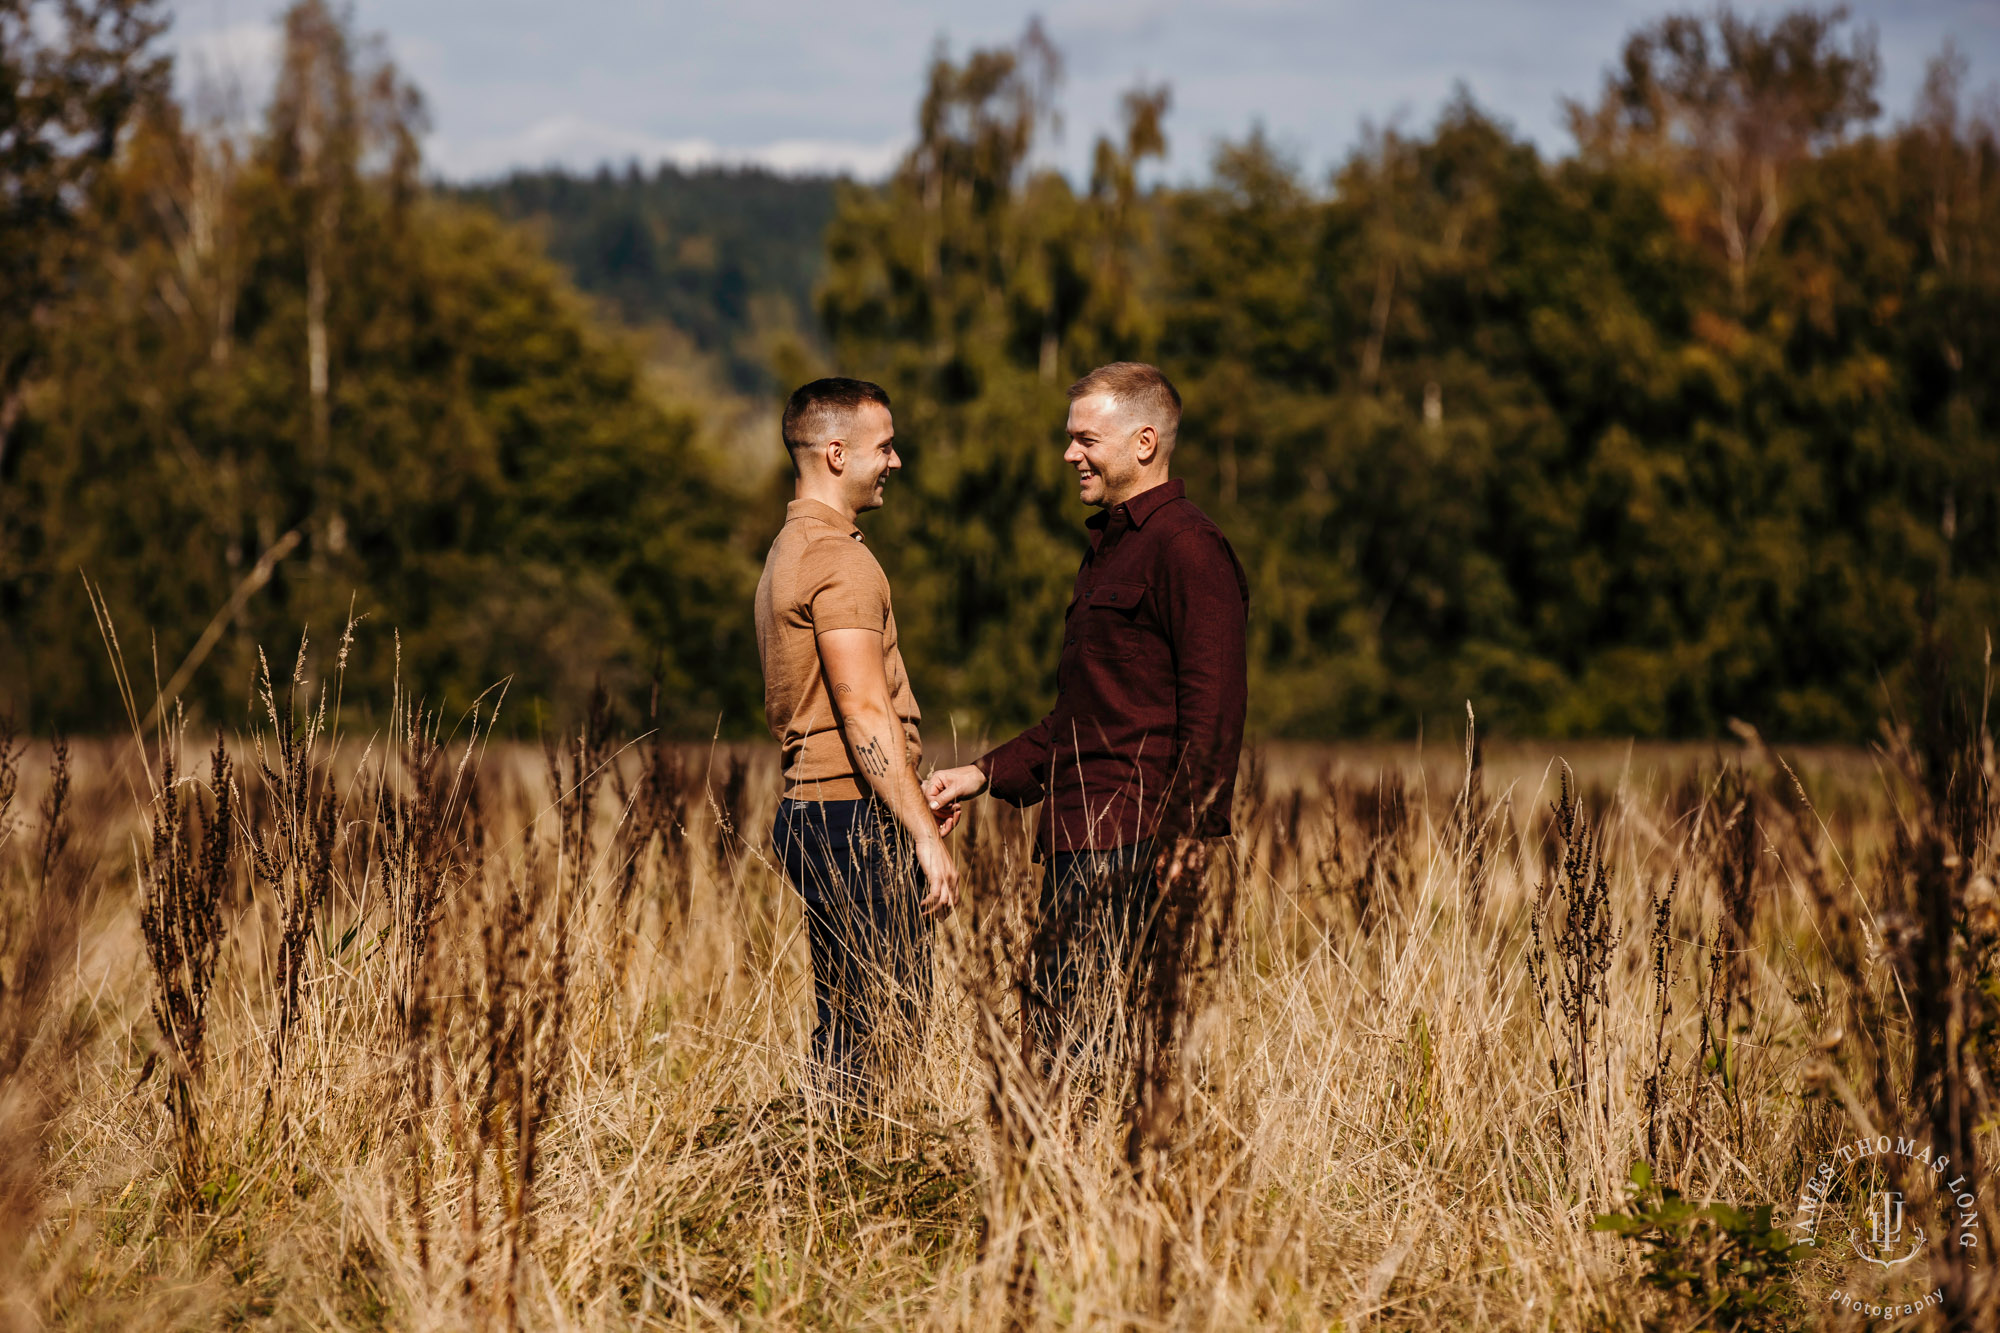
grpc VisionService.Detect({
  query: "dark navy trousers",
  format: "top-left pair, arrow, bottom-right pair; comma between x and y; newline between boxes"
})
1028,838 -> 1158,1075
771,797 -> 933,1101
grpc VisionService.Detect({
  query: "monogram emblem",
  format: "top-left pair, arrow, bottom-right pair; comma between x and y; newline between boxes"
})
1849,1190 -> 1925,1268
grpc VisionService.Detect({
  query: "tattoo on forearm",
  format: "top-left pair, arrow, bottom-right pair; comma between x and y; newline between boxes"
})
835,682 -> 852,697
852,734 -> 891,778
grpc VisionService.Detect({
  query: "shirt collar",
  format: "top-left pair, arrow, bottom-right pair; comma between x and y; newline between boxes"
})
786,498 -> 862,539
1086,477 -> 1185,531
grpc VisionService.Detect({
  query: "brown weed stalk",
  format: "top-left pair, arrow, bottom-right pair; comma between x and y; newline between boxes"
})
246,643 -> 342,1090
138,732 -> 235,1184
1526,763 -> 1622,1150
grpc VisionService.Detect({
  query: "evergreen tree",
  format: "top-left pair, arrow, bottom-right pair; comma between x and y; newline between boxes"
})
0,0 -> 169,477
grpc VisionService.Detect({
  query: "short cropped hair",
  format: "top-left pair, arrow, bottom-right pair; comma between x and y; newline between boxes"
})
782,377 -> 891,459
1067,362 -> 1181,447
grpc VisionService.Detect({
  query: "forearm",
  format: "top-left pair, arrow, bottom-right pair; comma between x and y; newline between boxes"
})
841,704 -> 940,848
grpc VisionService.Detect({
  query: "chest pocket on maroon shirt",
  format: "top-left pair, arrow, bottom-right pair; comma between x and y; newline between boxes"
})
1082,580 -> 1150,659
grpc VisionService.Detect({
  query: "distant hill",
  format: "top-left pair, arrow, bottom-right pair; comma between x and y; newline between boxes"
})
451,164 -> 840,394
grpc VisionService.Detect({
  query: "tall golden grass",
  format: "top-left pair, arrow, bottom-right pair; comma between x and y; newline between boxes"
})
2,634 -> 1997,1330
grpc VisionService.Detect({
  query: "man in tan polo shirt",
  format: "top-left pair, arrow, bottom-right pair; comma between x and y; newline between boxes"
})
755,376 -> 958,1101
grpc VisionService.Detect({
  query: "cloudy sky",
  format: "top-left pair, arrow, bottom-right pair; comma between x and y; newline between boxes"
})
169,0 -> 2000,183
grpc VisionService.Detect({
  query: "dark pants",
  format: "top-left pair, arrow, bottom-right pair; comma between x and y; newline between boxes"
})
1028,838 -> 1158,1078
771,797 -> 933,1102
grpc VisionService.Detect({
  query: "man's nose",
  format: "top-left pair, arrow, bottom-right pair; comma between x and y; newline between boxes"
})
1063,441 -> 1084,463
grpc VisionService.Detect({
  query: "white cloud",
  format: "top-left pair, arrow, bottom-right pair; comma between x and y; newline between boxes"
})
430,115 -> 907,181
739,138 -> 908,178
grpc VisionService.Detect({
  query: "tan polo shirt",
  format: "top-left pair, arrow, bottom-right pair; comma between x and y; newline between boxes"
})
754,498 -> 923,801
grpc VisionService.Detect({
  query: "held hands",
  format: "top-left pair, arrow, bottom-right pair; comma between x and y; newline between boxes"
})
912,766 -> 986,912
923,765 -> 990,838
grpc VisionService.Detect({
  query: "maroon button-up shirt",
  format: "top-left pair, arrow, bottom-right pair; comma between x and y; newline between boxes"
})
978,478 -> 1249,854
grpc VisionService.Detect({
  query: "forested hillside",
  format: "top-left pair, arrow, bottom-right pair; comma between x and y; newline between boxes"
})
1,2 -> 1994,740
451,166 -> 836,394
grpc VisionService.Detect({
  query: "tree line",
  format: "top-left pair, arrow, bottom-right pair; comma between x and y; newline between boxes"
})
1,2 -> 1994,740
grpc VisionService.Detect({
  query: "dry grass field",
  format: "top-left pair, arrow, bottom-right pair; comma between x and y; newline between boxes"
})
2,644 -> 1997,1330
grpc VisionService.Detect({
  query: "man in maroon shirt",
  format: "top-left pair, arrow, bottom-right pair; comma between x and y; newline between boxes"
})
925,361 -> 1248,1071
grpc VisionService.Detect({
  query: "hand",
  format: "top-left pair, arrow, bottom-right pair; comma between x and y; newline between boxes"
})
931,798 -> 964,838
1152,835 -> 1210,892
924,765 -> 989,829
915,834 -> 959,918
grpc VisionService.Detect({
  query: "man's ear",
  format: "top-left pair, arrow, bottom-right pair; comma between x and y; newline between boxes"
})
1133,423 -> 1159,465
824,439 -> 847,475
